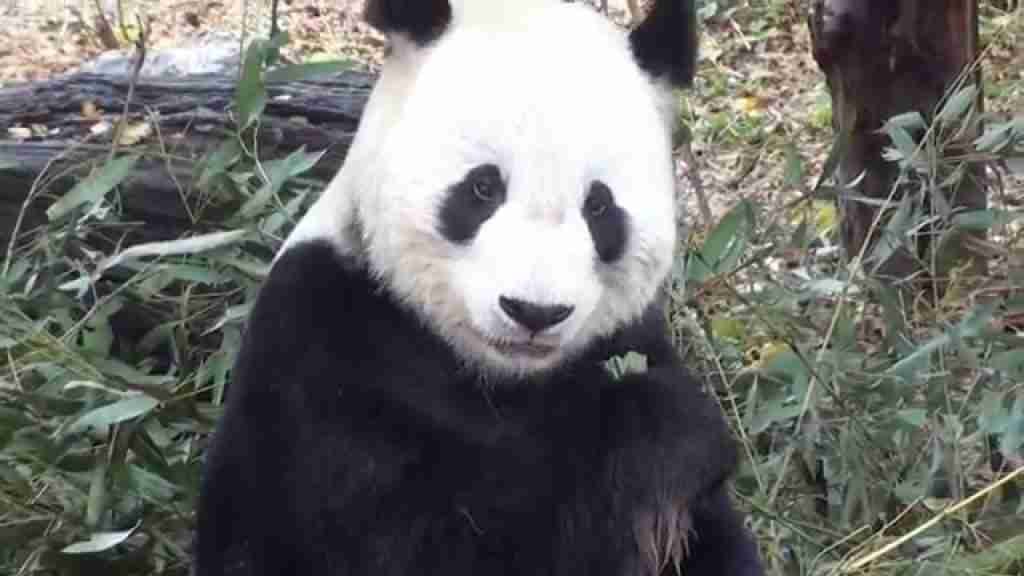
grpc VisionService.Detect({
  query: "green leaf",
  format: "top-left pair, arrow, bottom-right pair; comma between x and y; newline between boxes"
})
802,278 -> 857,298
868,194 -> 914,270
952,209 -> 1021,232
198,138 -> 243,191
748,396 -> 802,435
687,200 -> 754,282
261,188 -> 312,237
883,123 -> 919,164
974,121 -> 1014,153
885,111 -> 927,132
949,531 -> 1024,573
66,395 -> 160,435
57,230 -> 247,292
875,282 -> 911,355
265,60 -> 356,83
237,40 -> 269,131
812,131 -> 844,194
782,142 -> 804,188
62,522 -> 139,554
895,408 -> 927,428
887,303 -> 996,381
979,389 -> 1010,435
936,84 -> 978,126
236,147 -> 326,220
46,154 -> 140,221
99,230 -> 248,272
126,464 -> 180,504
1000,393 -> 1024,455
993,349 -> 1024,380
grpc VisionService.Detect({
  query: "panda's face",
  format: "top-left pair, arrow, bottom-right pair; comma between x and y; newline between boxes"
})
290,2 -> 683,378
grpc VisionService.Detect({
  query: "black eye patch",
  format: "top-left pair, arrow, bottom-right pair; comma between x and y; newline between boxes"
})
439,164 -> 507,245
583,181 -> 629,263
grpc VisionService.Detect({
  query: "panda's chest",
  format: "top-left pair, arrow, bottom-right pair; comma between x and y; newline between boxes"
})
451,431 -> 555,522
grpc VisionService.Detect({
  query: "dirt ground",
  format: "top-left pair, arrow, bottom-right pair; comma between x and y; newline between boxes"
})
0,0 -> 391,83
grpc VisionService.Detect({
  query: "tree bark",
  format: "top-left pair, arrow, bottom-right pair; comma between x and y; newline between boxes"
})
0,70 -> 374,248
808,0 -> 987,286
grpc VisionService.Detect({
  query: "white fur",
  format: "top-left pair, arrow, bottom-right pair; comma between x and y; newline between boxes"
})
282,0 -> 679,377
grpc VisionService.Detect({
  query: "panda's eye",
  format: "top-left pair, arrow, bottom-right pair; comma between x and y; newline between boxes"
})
586,195 -> 608,217
583,181 -> 629,263
584,182 -> 611,217
439,164 -> 506,245
472,178 -> 495,202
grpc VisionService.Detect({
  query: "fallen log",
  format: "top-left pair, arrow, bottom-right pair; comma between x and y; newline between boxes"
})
0,70 -> 375,248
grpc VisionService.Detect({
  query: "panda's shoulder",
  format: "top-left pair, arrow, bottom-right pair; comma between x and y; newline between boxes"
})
229,240 -> 426,402
247,240 -> 374,345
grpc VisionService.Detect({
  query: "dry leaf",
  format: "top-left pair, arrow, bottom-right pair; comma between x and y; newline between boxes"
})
90,121 -> 113,136
82,101 -> 101,119
118,122 -> 153,146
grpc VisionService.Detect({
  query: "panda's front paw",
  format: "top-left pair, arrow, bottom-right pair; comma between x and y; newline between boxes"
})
601,359 -> 740,520
601,365 -> 757,576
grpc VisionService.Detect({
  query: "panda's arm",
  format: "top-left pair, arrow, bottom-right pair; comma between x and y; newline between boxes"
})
596,306 -> 764,575
195,241 -> 416,575
673,484 -> 765,576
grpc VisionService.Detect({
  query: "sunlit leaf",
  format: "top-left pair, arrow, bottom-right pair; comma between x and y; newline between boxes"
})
936,84 -> 978,126
66,395 -> 160,435
62,522 -> 140,554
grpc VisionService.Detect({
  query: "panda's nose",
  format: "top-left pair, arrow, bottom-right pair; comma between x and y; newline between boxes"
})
499,297 -> 574,334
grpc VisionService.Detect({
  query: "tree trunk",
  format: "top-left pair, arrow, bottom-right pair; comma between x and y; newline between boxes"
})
808,0 -> 987,287
0,70 -> 374,249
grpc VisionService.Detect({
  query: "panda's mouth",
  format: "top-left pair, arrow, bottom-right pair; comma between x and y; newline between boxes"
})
490,338 -> 558,359
466,326 -> 559,360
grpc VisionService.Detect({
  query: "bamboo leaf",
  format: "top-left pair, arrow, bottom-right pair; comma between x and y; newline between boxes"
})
62,522 -> 140,554
66,395 -> 160,435
237,41 -> 269,131
46,155 -> 140,221
936,84 -> 978,126
265,60 -> 356,83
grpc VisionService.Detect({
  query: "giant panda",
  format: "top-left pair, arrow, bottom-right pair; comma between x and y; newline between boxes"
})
194,1 -> 764,575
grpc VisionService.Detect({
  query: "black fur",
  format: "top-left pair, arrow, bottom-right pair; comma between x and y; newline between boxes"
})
364,0 -> 452,45
630,0 -> 700,87
439,164 -> 507,245
584,181 -> 630,264
194,241 -> 763,575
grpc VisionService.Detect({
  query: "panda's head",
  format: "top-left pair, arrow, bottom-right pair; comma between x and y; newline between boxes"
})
285,0 -> 698,378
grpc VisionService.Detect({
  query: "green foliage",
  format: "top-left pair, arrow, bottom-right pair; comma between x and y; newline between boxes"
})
2,4 -> 1022,576
0,32 -> 330,575
679,78 -> 1024,575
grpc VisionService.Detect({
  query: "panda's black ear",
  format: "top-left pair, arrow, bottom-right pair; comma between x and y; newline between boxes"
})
364,0 -> 453,46
629,0 -> 699,87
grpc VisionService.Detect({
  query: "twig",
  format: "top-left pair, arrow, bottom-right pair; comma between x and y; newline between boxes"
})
678,134 -> 713,229
271,0 -> 281,40
109,13 -> 147,162
842,465 -> 1024,573
2,137 -> 95,278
